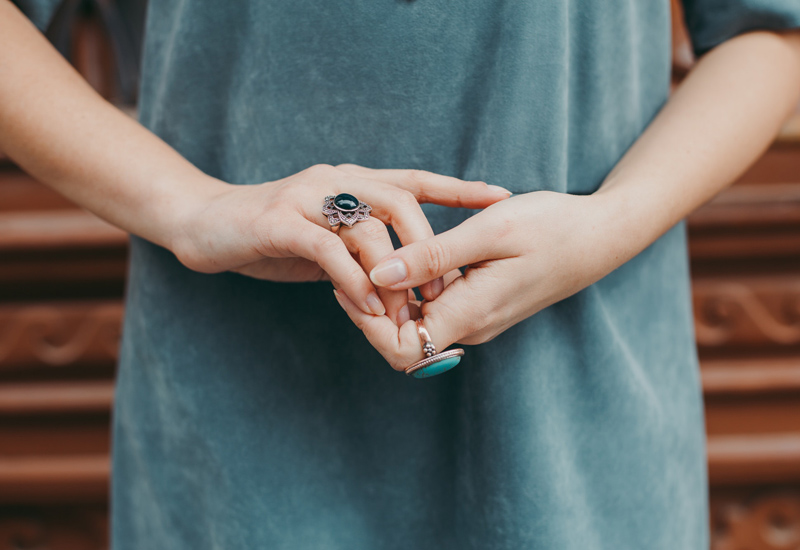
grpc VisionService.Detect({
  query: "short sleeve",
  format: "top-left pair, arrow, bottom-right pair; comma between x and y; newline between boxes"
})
682,0 -> 800,56
11,0 -> 63,32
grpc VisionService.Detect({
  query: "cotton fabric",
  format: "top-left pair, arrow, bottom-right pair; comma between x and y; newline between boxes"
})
14,1 -> 800,548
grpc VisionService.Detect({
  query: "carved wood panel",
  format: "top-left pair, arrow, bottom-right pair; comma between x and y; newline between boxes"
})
711,489 -> 800,550
0,507 -> 107,550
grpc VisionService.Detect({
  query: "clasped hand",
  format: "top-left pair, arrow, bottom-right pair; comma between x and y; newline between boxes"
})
332,169 -> 626,371
171,162 -> 509,329
173,163 -> 621,372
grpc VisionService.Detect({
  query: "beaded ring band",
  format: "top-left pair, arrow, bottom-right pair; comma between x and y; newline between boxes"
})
404,318 -> 465,379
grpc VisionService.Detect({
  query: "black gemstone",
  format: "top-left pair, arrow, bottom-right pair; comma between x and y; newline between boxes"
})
333,193 -> 359,211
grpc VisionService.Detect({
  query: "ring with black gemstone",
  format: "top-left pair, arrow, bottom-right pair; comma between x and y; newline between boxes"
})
404,318 -> 465,379
322,193 -> 373,232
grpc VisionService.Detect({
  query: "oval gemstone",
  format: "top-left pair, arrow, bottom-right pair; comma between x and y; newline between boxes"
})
412,356 -> 461,379
333,193 -> 359,211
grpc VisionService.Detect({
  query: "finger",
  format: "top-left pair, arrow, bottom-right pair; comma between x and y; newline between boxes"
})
333,289 -> 423,371
368,212 -> 513,291
444,268 -> 462,287
280,222 -> 386,316
347,183 -> 445,300
302,177 -> 447,300
337,217 -> 409,326
335,164 -> 512,208
421,261 -> 516,349
417,275 -> 484,352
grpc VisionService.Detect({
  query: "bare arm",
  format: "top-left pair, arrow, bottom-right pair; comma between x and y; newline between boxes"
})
0,0 -> 510,322
0,0 -> 218,249
335,29 -> 800,369
595,29 -> 800,257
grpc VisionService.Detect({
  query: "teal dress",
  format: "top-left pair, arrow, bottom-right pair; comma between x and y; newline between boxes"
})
16,1 -> 800,548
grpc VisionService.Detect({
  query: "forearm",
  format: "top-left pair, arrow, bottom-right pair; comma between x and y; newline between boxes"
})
595,29 -> 800,261
0,1 -> 226,250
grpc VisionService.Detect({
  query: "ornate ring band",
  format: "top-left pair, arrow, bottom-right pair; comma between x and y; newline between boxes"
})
404,318 -> 465,379
322,193 -> 372,232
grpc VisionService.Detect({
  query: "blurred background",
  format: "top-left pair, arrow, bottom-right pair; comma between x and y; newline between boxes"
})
1,1 -> 799,548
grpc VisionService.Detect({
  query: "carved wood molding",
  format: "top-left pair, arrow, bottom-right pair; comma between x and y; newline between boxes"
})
0,381 -> 113,415
711,489 -> 800,550
708,434 -> 800,485
0,507 -> 107,550
688,183 -> 800,228
0,302 -> 122,370
693,279 -> 800,349
687,183 -> 800,263
702,357 -> 800,395
0,455 -> 108,505
0,211 -> 126,251
2,283 -> 800,372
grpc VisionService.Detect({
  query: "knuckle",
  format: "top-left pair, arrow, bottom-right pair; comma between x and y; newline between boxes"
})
345,307 -> 369,333
173,241 -> 214,274
388,357 -> 408,372
488,211 -> 516,240
269,186 -> 295,209
311,231 -> 340,259
418,240 -> 450,278
356,218 -> 388,241
340,268 -> 365,292
303,163 -> 337,180
270,184 -> 290,200
405,169 -> 429,190
394,190 -> 420,211
254,218 -> 281,252
387,347 -> 416,371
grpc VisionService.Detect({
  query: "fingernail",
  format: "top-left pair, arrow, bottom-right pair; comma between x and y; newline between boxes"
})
366,292 -> 386,316
488,184 -> 512,196
370,259 -> 408,287
333,289 -> 344,307
397,304 -> 411,326
430,277 -> 444,299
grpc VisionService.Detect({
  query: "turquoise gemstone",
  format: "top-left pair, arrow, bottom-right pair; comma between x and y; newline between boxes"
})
411,356 -> 461,378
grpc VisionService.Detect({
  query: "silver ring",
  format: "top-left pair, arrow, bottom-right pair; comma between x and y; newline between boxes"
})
323,193 -> 372,232
404,318 -> 465,378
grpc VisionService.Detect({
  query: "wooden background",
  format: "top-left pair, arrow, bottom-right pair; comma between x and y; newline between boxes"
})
1,1 -> 800,548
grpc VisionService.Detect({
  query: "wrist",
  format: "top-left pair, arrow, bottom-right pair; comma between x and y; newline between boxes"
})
160,173 -> 233,262
588,182 -> 665,270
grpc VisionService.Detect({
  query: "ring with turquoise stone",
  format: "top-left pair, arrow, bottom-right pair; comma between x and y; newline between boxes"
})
404,318 -> 464,378
404,348 -> 464,378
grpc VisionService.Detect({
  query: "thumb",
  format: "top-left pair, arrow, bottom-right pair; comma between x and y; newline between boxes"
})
368,213 -> 508,291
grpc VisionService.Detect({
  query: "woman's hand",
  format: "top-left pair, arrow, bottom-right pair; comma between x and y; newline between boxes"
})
332,190 -> 629,369
170,163 -> 511,325
331,29 -> 800,366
